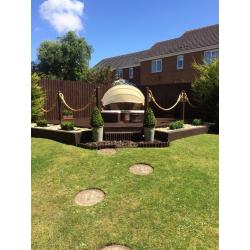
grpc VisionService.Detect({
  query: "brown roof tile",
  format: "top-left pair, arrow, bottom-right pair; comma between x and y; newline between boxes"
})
95,50 -> 148,69
95,24 -> 219,69
145,24 -> 219,58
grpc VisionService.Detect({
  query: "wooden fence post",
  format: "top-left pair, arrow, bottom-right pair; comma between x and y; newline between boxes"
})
182,100 -> 186,123
57,91 -> 62,122
145,87 -> 150,111
96,87 -> 100,109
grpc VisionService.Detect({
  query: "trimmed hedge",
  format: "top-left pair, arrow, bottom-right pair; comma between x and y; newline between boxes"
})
36,119 -> 48,127
192,118 -> 204,126
60,121 -> 74,130
90,107 -> 104,128
63,109 -> 73,116
144,107 -> 156,128
169,120 -> 184,130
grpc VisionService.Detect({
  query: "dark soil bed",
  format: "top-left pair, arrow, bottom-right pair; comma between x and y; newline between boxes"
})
78,140 -> 169,149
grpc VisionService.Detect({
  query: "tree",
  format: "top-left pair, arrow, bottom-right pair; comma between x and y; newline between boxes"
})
192,59 -> 219,125
85,66 -> 117,84
37,41 -> 62,79
36,31 -> 92,80
31,73 -> 45,122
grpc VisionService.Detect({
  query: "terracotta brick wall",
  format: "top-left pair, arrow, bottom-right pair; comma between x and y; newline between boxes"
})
121,66 -> 140,85
140,51 -> 204,85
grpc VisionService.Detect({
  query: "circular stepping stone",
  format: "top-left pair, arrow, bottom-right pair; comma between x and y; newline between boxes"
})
74,189 -> 105,206
97,148 -> 116,155
129,164 -> 153,175
101,245 -> 131,250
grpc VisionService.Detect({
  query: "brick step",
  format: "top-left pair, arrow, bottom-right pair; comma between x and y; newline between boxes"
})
104,126 -> 142,132
104,131 -> 142,141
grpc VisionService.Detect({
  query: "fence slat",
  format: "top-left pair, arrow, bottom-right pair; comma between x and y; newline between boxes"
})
40,79 -> 113,122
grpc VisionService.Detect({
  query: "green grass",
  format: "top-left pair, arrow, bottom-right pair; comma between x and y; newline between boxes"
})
32,134 -> 218,250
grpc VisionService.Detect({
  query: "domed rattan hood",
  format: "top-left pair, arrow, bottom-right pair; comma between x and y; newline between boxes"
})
101,85 -> 145,107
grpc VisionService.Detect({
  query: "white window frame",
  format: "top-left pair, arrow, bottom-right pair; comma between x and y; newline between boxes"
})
204,50 -> 219,64
151,59 -> 162,73
129,67 -> 134,79
177,55 -> 184,69
117,69 -> 123,78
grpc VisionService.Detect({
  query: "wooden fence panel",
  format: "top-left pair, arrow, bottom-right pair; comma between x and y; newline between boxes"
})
40,79 -> 112,121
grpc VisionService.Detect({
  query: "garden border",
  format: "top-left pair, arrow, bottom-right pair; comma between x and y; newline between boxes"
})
31,127 -> 92,146
155,125 -> 209,142
31,124 -> 209,147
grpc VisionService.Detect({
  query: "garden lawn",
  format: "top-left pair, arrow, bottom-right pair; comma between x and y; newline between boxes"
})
32,134 -> 218,250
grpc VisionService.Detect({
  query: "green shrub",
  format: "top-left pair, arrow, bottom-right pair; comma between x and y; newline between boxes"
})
192,59 -> 219,125
31,73 -> 45,122
169,120 -> 184,130
36,119 -> 48,127
60,121 -> 74,130
192,118 -> 204,126
90,107 -> 104,128
144,107 -> 156,128
63,109 -> 73,116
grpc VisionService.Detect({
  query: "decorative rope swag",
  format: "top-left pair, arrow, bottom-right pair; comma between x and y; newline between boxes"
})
148,90 -> 181,111
41,100 -> 57,113
41,94 -> 58,113
148,89 -> 196,111
148,89 -> 197,122
41,90 -> 96,114
58,91 -> 95,112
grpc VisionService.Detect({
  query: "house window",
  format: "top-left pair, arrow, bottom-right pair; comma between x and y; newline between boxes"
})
117,69 -> 123,78
129,68 -> 134,79
177,55 -> 184,69
204,50 -> 219,64
152,59 -> 162,73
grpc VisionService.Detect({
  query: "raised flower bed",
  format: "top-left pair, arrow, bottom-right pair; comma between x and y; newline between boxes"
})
155,124 -> 209,142
31,123 -> 91,146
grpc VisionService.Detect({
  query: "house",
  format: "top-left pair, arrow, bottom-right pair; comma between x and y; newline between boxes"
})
95,24 -> 219,117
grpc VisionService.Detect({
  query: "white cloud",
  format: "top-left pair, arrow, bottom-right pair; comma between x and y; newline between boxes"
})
40,0 -> 84,34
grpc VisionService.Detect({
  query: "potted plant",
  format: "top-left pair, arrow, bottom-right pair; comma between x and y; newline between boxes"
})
63,109 -> 73,121
90,107 -> 104,142
143,107 -> 156,142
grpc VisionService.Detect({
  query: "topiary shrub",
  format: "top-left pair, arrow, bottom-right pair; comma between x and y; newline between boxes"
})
90,107 -> 104,128
143,107 -> 156,128
63,109 -> 73,116
169,120 -> 184,130
36,119 -> 48,127
192,118 -> 204,126
60,121 -> 74,130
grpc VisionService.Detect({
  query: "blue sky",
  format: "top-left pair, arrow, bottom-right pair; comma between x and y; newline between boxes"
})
32,0 -> 218,67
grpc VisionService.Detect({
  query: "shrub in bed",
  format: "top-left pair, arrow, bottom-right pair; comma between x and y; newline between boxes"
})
60,121 -> 74,130
192,118 -> 204,126
36,119 -> 48,127
169,120 -> 184,130
63,109 -> 73,116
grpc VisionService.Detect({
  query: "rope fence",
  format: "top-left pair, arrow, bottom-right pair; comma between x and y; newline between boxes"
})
58,91 -> 95,112
41,88 -> 196,116
148,89 -> 197,111
41,90 -> 96,113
